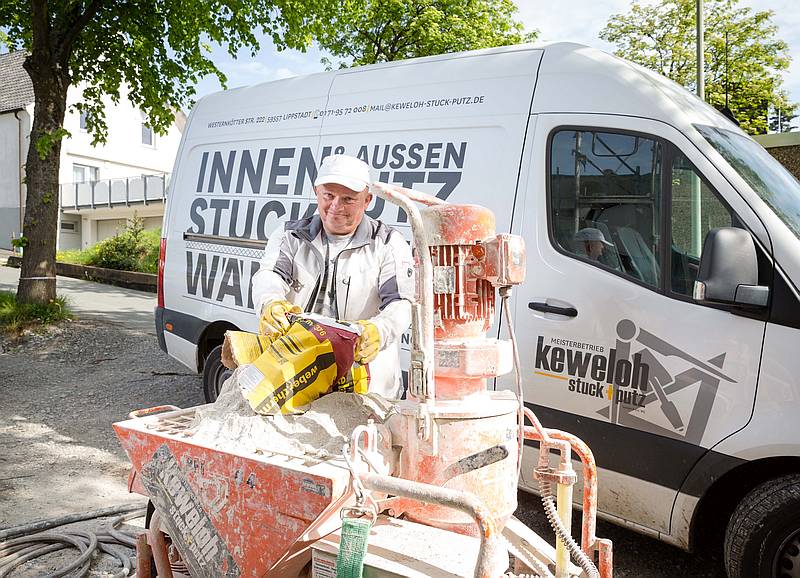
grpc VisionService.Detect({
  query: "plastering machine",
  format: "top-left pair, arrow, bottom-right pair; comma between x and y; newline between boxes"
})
114,184 -> 613,578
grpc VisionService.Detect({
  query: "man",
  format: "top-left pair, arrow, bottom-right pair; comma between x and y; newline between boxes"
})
251,154 -> 414,399
574,227 -> 614,262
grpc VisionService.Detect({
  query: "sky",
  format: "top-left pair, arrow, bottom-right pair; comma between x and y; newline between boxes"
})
194,0 -> 800,126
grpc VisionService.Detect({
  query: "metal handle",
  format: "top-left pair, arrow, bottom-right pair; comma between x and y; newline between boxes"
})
528,302 -> 578,317
128,405 -> 180,419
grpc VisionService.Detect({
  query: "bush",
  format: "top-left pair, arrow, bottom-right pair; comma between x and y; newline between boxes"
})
0,291 -> 72,334
57,245 -> 99,267
58,215 -> 161,274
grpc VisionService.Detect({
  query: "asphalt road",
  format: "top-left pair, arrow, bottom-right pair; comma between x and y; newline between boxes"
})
0,264 -> 156,334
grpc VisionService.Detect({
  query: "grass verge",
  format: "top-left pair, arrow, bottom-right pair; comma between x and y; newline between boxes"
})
0,291 -> 73,335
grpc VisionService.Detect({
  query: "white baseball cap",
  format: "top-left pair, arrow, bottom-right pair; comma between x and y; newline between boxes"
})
314,154 -> 371,192
574,227 -> 613,246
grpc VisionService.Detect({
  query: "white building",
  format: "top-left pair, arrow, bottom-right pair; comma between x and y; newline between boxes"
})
0,51 -> 183,251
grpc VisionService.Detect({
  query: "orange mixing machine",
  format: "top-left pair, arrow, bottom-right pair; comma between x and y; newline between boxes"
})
373,185 -> 526,536
114,183 -> 613,578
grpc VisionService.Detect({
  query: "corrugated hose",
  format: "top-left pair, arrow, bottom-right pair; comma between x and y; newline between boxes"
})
0,504 -> 146,577
539,481 -> 599,578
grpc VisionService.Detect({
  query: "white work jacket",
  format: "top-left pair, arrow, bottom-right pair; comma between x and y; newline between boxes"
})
252,215 -> 415,399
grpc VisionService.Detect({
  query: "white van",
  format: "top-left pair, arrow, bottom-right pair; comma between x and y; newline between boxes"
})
157,42 -> 800,577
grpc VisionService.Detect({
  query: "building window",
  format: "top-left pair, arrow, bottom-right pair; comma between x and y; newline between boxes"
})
73,163 -> 99,183
79,111 -> 89,130
60,221 -> 76,231
141,112 -> 154,146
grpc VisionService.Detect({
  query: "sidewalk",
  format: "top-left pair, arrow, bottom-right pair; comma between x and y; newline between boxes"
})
0,263 -> 156,334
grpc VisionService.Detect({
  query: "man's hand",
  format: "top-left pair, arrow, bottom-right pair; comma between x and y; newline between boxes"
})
259,299 -> 302,336
355,320 -> 381,364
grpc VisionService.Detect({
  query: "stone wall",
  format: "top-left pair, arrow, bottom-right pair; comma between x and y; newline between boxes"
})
765,145 -> 800,181
6,256 -> 156,293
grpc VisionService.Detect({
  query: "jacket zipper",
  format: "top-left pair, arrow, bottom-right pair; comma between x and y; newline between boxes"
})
300,232 -> 366,316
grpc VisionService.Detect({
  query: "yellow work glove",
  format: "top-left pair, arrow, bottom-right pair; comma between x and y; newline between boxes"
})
259,299 -> 301,336
355,320 -> 381,364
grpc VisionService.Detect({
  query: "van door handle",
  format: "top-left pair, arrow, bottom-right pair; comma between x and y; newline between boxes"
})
528,302 -> 578,317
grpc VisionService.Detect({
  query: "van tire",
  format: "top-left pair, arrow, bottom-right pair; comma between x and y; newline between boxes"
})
724,474 -> 800,578
202,344 -> 231,403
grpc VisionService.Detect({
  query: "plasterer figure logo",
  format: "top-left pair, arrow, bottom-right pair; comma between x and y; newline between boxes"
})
596,319 -> 735,445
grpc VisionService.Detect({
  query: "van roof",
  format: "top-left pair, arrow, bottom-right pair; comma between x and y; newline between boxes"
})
193,41 -> 739,136
530,42 -> 739,134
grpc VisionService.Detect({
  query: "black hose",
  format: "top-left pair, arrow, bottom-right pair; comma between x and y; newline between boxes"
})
0,502 -> 145,541
0,507 -> 146,578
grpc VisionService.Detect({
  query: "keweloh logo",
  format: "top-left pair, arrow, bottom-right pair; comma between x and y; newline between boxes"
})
534,319 -> 735,444
181,141 -> 467,312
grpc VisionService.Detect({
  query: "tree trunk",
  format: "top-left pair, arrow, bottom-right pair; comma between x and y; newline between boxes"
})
16,58 -> 70,305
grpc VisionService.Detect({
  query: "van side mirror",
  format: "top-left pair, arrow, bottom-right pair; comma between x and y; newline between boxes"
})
693,228 -> 769,308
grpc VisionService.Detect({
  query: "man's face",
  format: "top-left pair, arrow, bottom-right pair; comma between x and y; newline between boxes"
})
586,240 -> 605,260
316,183 -> 372,235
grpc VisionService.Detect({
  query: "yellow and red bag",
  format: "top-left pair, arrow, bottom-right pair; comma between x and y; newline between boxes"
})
225,316 -> 370,415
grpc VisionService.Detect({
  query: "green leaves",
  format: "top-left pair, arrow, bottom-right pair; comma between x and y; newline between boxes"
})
2,0 -> 333,144
34,128 -> 71,160
600,0 -> 796,134
314,0 -> 537,68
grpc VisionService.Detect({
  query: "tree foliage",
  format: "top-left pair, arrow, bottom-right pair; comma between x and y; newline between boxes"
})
0,0 -> 331,303
1,0 -> 330,141
315,0 -> 537,68
600,0 -> 796,135
769,106 -> 797,133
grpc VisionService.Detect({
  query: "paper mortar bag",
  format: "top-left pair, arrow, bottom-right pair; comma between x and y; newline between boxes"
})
233,316 -> 371,415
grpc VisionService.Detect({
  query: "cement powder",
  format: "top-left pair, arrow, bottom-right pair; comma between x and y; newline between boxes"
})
189,366 -> 396,462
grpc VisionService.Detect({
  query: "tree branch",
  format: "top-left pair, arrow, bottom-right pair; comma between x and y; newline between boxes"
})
56,0 -> 106,65
29,0 -> 51,62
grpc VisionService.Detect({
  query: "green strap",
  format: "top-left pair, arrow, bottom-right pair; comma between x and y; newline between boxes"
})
336,517 -> 372,578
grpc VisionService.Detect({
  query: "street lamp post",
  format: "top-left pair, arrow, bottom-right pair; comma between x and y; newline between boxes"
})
697,0 -> 704,100
692,0 -> 704,255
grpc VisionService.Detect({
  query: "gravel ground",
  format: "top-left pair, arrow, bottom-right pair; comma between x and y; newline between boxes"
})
0,318 -> 204,575
0,318 -> 725,577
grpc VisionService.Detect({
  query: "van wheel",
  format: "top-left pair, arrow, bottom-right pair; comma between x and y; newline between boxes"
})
724,474 -> 800,578
202,344 -> 231,403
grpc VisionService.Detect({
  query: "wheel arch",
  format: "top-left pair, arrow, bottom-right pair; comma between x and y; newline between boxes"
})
689,456 -> 800,553
196,320 -> 240,370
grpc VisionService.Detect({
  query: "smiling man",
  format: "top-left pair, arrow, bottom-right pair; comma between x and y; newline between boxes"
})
251,154 -> 415,399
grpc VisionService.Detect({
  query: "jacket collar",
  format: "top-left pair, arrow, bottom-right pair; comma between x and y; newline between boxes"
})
287,214 -> 376,248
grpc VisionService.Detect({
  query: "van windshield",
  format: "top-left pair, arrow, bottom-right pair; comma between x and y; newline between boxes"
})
695,124 -> 800,240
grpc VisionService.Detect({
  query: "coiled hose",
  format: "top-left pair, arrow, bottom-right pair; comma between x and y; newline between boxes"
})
0,506 -> 145,578
539,481 -> 599,578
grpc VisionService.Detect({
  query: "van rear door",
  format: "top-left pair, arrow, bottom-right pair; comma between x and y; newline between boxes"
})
512,112 -> 770,535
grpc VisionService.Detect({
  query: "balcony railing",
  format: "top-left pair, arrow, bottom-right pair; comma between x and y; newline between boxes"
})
59,174 -> 169,210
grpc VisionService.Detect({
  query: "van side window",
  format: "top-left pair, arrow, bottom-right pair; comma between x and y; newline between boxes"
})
669,151 -> 735,295
549,129 -> 663,287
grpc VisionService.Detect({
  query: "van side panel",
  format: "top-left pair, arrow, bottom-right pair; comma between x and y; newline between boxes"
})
160,75 -> 334,367
320,49 -> 543,235
160,49 -> 544,367
316,50 -> 542,360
